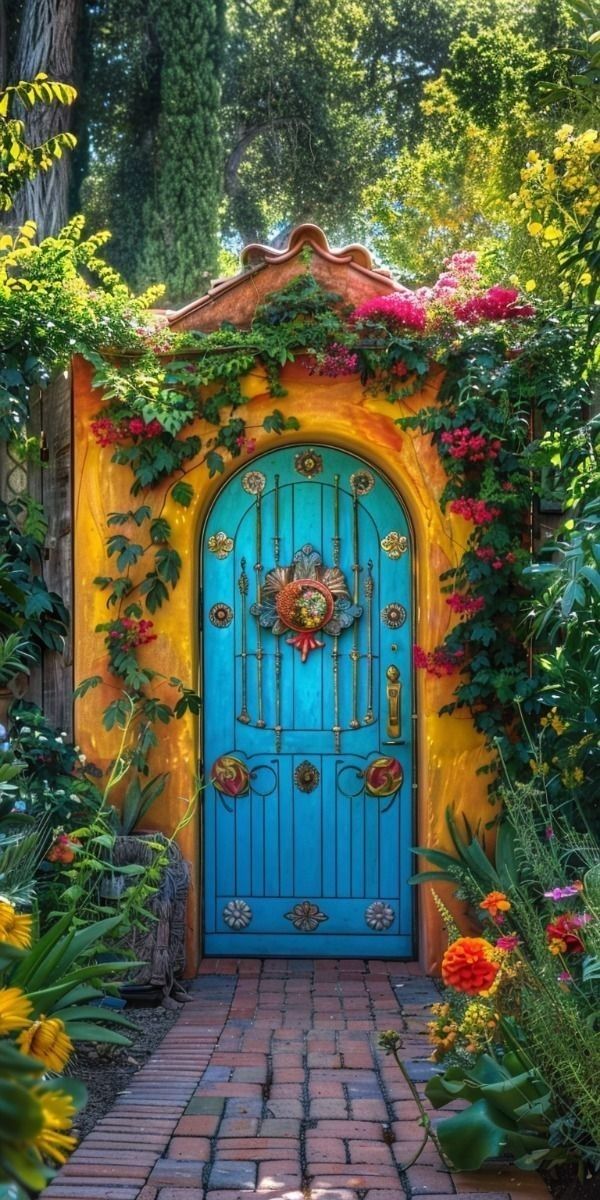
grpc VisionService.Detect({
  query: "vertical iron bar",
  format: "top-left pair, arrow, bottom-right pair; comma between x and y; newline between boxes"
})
363,559 -> 374,724
274,636 -> 282,752
237,558 -> 250,723
350,483 -> 361,729
332,473 -> 340,566
273,472 -> 281,565
332,635 -> 341,754
255,491 -> 265,727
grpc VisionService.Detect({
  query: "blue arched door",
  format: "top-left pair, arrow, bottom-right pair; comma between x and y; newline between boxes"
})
202,445 -> 415,956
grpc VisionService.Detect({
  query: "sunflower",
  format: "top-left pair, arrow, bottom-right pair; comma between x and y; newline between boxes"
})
0,986 -> 33,1034
19,1016 -> 73,1072
32,1088 -> 77,1164
0,898 -> 33,949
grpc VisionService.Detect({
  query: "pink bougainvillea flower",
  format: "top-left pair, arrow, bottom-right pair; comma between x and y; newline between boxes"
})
446,593 -> 485,615
236,436 -> 257,454
349,293 -> 427,332
315,343 -> 359,376
440,428 -> 501,463
454,286 -> 536,324
413,644 -> 464,677
449,498 -> 501,526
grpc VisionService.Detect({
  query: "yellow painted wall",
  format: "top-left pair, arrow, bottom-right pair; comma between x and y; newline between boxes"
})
73,353 -> 492,975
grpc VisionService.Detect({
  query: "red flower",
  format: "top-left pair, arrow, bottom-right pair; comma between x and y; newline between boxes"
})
442,937 -> 499,995
546,913 -> 589,955
440,428 -> 500,463
449,498 -> 501,525
349,293 -> 427,333
108,617 -> 157,652
47,834 -> 81,864
413,644 -> 464,677
91,418 -> 124,447
446,593 -> 485,615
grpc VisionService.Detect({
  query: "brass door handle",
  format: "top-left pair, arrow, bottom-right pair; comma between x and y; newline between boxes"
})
386,665 -> 402,739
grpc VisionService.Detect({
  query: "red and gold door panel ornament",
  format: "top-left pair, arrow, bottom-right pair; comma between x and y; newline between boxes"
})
210,754 -> 250,797
364,755 -> 404,797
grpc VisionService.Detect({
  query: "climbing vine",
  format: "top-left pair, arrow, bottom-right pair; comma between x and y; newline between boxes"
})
82,261 -> 591,803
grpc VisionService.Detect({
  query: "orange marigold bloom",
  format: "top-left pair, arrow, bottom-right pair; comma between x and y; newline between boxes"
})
479,891 -> 511,919
441,937 -> 500,995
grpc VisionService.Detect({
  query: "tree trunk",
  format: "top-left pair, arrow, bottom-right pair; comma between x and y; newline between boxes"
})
11,0 -> 81,236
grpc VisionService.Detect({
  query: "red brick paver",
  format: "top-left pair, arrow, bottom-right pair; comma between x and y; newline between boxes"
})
42,962 -> 550,1200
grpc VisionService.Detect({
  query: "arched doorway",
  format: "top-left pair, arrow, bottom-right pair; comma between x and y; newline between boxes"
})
202,444 -> 416,957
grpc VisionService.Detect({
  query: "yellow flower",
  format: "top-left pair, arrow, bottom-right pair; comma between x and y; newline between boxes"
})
19,1017 -> 73,1072
580,272 -> 592,286
543,225 -> 562,242
579,128 -> 598,143
32,1089 -> 77,1165
0,898 -> 33,949
525,279 -> 536,292
527,221 -> 543,236
0,986 -> 33,1034
556,124 -> 574,141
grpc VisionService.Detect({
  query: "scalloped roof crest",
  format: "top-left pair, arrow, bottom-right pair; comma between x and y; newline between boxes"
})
168,223 -> 408,332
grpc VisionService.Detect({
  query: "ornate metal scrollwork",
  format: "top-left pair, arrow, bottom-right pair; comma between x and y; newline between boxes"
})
294,760 -> 320,793
382,602 -> 407,629
284,900 -> 328,931
242,470 -> 266,494
381,531 -> 408,559
208,531 -> 234,559
364,755 -> 404,797
209,602 -> 233,628
294,448 -> 323,478
350,469 -> 375,495
251,544 -> 361,662
365,900 -> 395,931
223,899 -> 252,929
210,755 -> 250,797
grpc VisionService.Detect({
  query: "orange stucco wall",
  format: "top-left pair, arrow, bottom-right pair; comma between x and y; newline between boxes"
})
73,353 -> 491,975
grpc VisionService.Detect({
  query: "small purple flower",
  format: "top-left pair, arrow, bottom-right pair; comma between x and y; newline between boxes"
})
558,970 -> 572,984
544,825 -> 554,840
544,885 -> 581,901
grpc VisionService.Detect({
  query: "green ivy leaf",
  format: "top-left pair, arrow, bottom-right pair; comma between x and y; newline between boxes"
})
155,547 -> 182,586
139,573 -> 169,613
171,481 -> 194,507
150,517 -> 171,543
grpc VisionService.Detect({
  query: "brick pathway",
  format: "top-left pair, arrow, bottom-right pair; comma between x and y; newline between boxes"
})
44,960 -> 550,1200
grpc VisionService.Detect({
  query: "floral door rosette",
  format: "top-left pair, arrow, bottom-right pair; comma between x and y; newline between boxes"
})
252,543 -> 362,661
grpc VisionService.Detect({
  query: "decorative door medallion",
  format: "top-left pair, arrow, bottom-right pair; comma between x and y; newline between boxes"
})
202,446 -> 414,956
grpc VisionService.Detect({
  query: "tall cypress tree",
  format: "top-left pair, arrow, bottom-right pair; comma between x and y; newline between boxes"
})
139,0 -> 224,305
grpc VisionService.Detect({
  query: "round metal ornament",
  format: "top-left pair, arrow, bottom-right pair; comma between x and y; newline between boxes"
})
209,602 -> 234,628
381,602 -> 407,629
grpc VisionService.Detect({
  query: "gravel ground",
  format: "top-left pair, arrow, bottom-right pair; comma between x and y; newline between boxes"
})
70,1002 -> 180,1141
